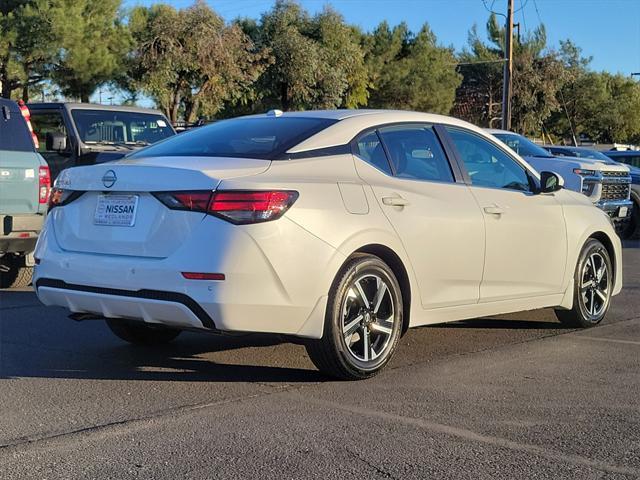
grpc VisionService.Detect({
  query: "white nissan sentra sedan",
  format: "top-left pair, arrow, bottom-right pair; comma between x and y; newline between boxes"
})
34,110 -> 623,380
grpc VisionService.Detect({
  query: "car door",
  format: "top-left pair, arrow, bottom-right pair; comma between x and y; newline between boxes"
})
353,124 -> 485,309
444,126 -> 568,302
29,108 -> 75,180
0,100 -> 41,216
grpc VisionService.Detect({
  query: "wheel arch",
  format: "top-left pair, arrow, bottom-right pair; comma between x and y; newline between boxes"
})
350,244 -> 412,336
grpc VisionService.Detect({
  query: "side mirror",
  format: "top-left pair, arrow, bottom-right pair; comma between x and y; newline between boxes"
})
539,171 -> 564,193
46,132 -> 67,152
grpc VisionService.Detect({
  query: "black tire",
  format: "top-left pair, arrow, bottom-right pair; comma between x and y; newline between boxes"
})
555,238 -> 613,328
305,255 -> 403,380
0,256 -> 33,289
622,196 -> 640,240
105,319 -> 181,345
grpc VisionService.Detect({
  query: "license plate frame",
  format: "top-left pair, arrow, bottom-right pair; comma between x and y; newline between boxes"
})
94,194 -> 139,227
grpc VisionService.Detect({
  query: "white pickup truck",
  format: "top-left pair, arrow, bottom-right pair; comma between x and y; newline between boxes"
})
489,130 -> 633,232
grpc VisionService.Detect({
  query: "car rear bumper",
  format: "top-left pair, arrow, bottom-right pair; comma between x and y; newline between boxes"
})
0,213 -> 45,254
33,215 -> 342,338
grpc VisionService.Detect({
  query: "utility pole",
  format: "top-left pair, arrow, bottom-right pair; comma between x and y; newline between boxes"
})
501,0 -> 514,131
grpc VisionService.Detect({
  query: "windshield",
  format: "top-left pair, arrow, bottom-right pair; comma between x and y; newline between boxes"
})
567,148 -> 611,161
493,133 -> 552,158
127,116 -> 337,160
71,109 -> 175,146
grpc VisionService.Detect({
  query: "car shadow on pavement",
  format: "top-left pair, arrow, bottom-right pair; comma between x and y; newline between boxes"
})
0,291 -> 327,382
0,331 -> 327,384
436,317 -> 571,330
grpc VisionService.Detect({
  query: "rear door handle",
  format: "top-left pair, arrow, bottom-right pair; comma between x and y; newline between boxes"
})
382,196 -> 409,207
483,205 -> 505,215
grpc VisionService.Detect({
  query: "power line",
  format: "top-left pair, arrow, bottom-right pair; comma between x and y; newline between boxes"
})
532,0 -> 544,24
481,0 -> 506,19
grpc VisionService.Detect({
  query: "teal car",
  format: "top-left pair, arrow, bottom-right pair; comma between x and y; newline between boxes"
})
0,99 -> 50,288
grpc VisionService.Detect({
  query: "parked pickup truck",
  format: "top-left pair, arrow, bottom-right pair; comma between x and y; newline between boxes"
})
28,103 -> 176,180
488,130 -> 632,232
602,150 -> 640,239
0,99 -> 50,288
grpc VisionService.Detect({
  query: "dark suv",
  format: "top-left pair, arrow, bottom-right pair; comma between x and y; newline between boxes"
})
28,103 -> 176,180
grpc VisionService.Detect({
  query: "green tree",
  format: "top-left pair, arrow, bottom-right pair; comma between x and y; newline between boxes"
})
51,0 -> 129,102
243,0 -> 368,112
127,2 -> 268,122
365,22 -> 461,114
0,0 -> 59,100
457,14 -> 565,136
549,42 -> 640,144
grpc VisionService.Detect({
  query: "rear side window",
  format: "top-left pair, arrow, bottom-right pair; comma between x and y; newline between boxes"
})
354,131 -> 392,174
0,102 -> 34,152
378,125 -> 454,183
128,117 -> 337,160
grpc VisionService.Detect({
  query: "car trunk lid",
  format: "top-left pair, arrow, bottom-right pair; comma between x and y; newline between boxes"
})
52,156 -> 270,258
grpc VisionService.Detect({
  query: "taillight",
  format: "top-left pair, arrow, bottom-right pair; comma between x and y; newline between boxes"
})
154,191 -> 211,212
209,191 -> 298,224
153,190 -> 298,224
38,166 -> 51,204
48,188 -> 84,209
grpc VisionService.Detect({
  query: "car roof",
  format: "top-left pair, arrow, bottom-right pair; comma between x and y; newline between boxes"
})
27,102 -> 167,116
484,128 -> 517,135
275,109 -> 492,153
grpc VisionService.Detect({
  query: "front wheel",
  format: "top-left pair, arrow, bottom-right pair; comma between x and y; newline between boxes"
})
106,319 -> 181,345
305,255 -> 403,380
555,238 -> 613,328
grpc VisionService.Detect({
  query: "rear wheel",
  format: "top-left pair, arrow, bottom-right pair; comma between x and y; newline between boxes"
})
106,319 -> 181,345
555,238 -> 613,328
305,255 -> 403,380
0,255 -> 33,289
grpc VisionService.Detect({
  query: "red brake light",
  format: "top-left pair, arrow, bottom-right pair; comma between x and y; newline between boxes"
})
39,166 -> 51,204
208,191 -> 298,224
181,272 -> 225,281
154,190 -> 298,224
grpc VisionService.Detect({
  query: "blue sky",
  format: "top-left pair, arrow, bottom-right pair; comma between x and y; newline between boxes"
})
125,0 -> 640,75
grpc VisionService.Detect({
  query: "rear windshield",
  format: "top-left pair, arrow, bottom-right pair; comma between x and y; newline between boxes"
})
71,109 -> 175,146
0,101 -> 35,152
128,117 -> 337,160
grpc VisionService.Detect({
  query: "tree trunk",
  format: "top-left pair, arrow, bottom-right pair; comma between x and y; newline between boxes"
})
280,82 -> 290,111
81,92 -> 90,103
21,84 -> 29,102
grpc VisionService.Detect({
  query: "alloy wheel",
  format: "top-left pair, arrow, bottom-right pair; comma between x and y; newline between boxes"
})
579,251 -> 611,320
341,273 -> 395,364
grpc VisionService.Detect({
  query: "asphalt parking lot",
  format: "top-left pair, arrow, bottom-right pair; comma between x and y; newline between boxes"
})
0,240 -> 638,479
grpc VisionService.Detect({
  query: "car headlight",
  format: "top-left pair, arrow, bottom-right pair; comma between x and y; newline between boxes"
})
573,168 -> 597,176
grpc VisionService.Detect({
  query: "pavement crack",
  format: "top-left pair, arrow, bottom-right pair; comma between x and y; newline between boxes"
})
292,393 -> 640,477
345,447 -> 401,479
0,382 -> 310,453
